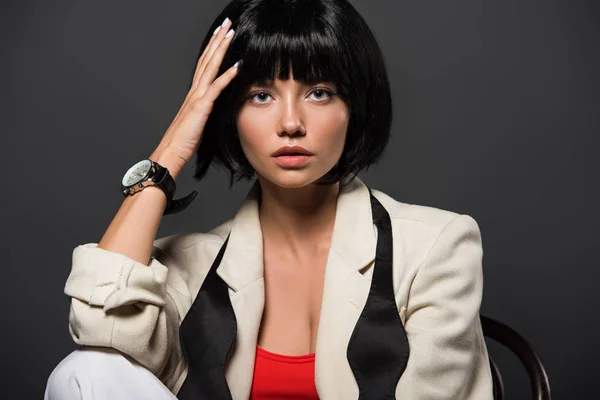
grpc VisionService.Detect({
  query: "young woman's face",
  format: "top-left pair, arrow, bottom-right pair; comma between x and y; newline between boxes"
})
236,76 -> 349,188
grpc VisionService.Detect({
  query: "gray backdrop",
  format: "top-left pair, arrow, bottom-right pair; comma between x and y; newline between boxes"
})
1,0 -> 598,399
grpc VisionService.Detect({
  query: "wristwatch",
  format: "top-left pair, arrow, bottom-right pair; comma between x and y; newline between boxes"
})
121,159 -> 198,215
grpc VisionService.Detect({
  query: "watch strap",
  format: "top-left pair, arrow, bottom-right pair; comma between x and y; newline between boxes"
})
151,161 -> 198,216
163,190 -> 199,215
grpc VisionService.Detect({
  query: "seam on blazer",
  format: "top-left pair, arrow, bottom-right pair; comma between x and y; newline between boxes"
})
406,213 -> 464,310
157,246 -> 186,294
165,289 -> 185,382
415,213 -> 464,274
407,213 -> 482,329
166,281 -> 187,298
391,214 -> 458,224
230,275 -> 264,294
176,234 -> 227,251
108,256 -> 125,348
121,254 -> 130,290
165,288 -> 184,324
159,237 -> 226,281
108,310 -> 116,348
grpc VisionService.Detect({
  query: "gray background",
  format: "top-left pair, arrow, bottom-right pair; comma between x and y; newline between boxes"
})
1,0 -> 598,398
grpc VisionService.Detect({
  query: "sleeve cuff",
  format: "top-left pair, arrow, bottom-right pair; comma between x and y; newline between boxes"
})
64,243 -> 169,312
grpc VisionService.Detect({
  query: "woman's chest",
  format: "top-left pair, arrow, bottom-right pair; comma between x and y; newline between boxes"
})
257,248 -> 328,355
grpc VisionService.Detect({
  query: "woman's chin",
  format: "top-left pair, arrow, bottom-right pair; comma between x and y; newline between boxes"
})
260,170 -> 322,189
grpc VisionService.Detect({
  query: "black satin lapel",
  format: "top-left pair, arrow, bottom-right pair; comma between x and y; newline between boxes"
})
177,234 -> 237,400
347,191 -> 410,399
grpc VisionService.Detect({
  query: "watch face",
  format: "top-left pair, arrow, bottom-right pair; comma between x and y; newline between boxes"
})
122,160 -> 152,187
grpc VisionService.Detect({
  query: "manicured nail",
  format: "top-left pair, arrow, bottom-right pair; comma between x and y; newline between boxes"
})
234,59 -> 242,68
225,28 -> 234,38
221,17 -> 230,28
213,26 -> 221,35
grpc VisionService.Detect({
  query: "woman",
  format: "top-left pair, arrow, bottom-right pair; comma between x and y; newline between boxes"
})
45,0 -> 493,399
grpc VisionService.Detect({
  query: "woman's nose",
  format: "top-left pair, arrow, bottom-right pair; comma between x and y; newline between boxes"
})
277,97 -> 306,137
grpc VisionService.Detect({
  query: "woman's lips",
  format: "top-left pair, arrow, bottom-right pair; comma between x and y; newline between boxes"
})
273,155 -> 312,168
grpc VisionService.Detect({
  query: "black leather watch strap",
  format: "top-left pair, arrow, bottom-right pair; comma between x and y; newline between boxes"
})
163,190 -> 198,215
151,161 -> 198,216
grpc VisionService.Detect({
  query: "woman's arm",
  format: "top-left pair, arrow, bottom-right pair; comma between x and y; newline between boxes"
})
95,149 -> 183,265
397,214 -> 493,399
60,20 -> 240,388
63,237 -> 190,390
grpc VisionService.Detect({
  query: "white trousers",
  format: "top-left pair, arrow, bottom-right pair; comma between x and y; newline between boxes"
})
44,347 -> 177,400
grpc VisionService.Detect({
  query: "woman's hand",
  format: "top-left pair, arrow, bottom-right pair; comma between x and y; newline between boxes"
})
151,18 -> 239,179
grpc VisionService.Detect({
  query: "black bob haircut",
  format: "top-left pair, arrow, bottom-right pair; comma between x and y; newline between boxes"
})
192,0 -> 392,187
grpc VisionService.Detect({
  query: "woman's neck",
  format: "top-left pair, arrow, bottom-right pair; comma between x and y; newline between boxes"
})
257,177 -> 340,256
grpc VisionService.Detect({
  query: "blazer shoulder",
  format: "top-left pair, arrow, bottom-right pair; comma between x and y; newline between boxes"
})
370,188 -> 483,282
150,218 -> 234,283
153,219 -> 232,251
370,188 -> 466,230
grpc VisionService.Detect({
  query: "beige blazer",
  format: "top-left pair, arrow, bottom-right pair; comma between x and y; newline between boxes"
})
64,176 -> 493,399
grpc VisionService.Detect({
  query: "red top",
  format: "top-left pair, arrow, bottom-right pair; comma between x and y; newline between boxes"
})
250,345 -> 319,399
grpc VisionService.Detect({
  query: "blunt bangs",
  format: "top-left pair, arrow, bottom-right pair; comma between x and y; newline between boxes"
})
192,0 -> 392,187
233,1 -> 350,95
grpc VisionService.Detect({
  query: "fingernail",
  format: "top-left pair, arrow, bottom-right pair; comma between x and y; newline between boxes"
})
221,17 -> 230,28
213,26 -> 221,35
225,28 -> 234,38
234,59 -> 243,68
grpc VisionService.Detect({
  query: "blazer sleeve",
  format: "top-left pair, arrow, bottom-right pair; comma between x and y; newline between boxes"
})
397,214 -> 493,399
63,241 -> 190,390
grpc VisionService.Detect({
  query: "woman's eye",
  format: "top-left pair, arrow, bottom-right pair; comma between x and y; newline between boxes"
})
250,92 -> 272,103
309,88 -> 333,101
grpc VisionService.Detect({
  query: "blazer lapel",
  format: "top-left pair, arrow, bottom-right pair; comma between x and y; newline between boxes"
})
216,181 -> 265,399
314,177 -> 379,399
347,192 -> 410,399
315,179 -> 411,399
178,181 -> 265,400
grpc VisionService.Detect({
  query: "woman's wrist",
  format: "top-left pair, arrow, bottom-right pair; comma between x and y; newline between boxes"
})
149,148 -> 186,181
